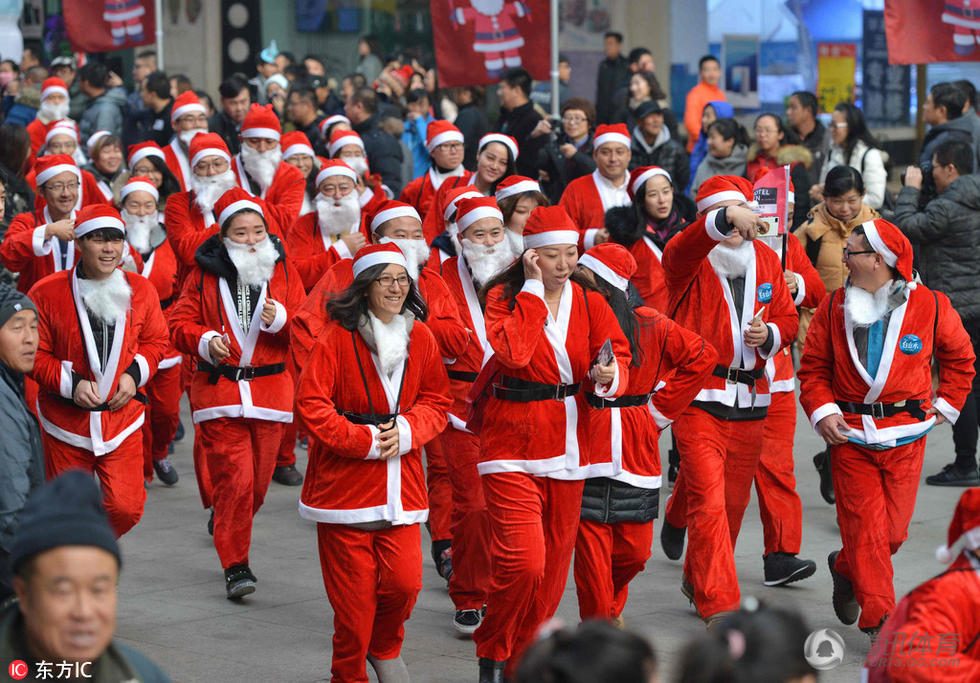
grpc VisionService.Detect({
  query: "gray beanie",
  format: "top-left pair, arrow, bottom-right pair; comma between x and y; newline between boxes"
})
0,281 -> 36,329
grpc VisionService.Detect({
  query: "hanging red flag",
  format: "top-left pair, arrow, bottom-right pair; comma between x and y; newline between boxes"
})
884,0 -> 980,64
431,0 -> 550,87
63,0 -> 156,53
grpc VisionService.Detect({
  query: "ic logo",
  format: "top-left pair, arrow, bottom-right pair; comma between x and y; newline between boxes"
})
8,659 -> 28,680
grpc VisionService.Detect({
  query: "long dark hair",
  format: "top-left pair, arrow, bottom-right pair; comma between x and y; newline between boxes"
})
834,102 -> 878,164
479,258 -> 593,311
478,141 -> 517,195
823,164 -> 865,198
327,262 -> 428,331
0,123 -> 31,177
141,155 -> 181,204
582,268 -> 644,367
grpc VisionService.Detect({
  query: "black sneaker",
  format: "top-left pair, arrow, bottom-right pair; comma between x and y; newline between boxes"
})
207,508 -> 214,536
272,464 -> 303,486
153,457 -> 179,486
763,552 -> 817,586
478,658 -> 507,683
453,608 -> 483,634
828,551 -> 859,625
813,448 -> 835,504
660,519 -> 686,561
925,463 -> 980,487
173,418 -> 185,441
224,565 -> 256,600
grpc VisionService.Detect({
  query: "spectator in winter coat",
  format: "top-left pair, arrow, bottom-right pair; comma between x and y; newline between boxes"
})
78,63 -> 128,141
629,100 -> 689,192
686,100 -> 733,196
453,86 -> 490,171
345,87 -> 404,196
496,68 -> 545,178
745,113 -> 813,229
535,98 -> 597,205
813,104 -> 887,211
917,82 -> 976,204
595,32 -> 630,125
689,118 -> 748,200
786,91 -> 830,187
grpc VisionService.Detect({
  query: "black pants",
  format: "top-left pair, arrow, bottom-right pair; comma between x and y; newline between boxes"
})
952,323 -> 980,471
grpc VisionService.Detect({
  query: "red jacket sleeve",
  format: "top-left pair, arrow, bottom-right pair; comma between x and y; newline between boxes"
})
285,218 -> 344,292
933,290 -> 976,416
27,282 -> 71,398
583,289 -> 631,397
130,276 -> 171,386
662,211 -> 724,297
485,282 -> 550,369
164,194 -> 217,267
265,165 -> 306,236
168,268 -> 214,361
420,269 -> 471,359
649,316 -> 717,421
0,213 -> 43,273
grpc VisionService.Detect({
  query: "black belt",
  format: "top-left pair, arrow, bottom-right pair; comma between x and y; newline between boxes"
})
491,375 -> 581,402
57,391 -> 148,411
946,3 -> 980,18
447,369 -> 478,383
586,392 -> 652,409
160,295 -> 174,310
712,365 -> 764,386
197,361 -> 285,384
339,410 -> 398,427
836,399 -> 926,420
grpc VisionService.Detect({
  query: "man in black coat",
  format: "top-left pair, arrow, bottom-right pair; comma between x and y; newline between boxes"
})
596,32 -> 630,125
345,87 -> 404,197
629,100 -> 689,191
496,68 -> 545,178
209,74 -> 251,157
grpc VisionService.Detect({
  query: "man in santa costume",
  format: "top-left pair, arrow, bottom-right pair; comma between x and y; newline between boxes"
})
163,91 -> 210,191
560,123 -> 632,249
798,218 -> 974,640
118,177 -> 182,487
27,204 -> 170,536
426,184 -> 483,266
231,103 -> 306,234
285,159 -> 368,292
26,77 -> 71,160
399,120 -> 472,221
328,128 -> 389,215
863,487 -> 980,681
169,187 -> 305,599
660,175 -> 798,626
31,122 -> 112,213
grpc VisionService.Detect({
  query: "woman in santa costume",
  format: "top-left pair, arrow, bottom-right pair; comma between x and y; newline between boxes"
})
399,120 -> 472,220
798,218 -> 974,640
27,204 -> 170,536
169,187 -> 305,599
572,241 -> 715,625
280,130 -> 321,217
495,175 -> 549,260
472,205 -> 630,681
127,141 -> 182,210
295,243 -> 451,683
118,177 -> 183,487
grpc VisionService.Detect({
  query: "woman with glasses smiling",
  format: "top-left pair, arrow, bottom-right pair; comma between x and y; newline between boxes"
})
534,98 -> 598,204
745,112 -> 814,229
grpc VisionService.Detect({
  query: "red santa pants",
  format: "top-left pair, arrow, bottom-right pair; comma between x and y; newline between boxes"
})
440,427 -> 491,610
573,518 -> 653,621
141,364 -> 182,478
275,420 -> 298,468
198,417 -> 281,569
754,390 -> 803,555
474,472 -> 583,673
830,438 -> 926,630
664,469 -> 688,528
316,522 -> 422,683
674,408 -> 764,619
425,435 -> 453,542
43,430 -> 145,537
185,358 -> 213,509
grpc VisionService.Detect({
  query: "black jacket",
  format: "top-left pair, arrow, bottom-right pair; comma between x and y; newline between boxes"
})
536,134 -> 595,205
0,360 -> 44,559
497,100 -> 544,178
455,103 -> 490,172
0,161 -> 34,234
581,477 -> 659,524
353,114 -> 404,197
595,55 -> 630,124
209,110 -> 242,156
917,116 -> 976,205
629,132 -> 690,193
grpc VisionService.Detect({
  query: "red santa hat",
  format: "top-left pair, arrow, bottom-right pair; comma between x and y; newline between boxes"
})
579,242 -> 637,293
280,131 -> 315,161
315,159 -> 358,188
936,487 -> 980,563
74,204 -> 125,238
241,103 -> 282,141
352,242 -> 408,279
370,200 -> 422,234
695,175 -> 754,213
456,196 -> 504,234
522,205 -> 579,250
629,166 -> 672,199
45,121 -> 78,145
593,123 -> 631,150
494,175 -> 541,202
478,133 -> 519,161
319,114 -> 350,140
426,120 -> 464,154
127,141 -> 166,168
171,91 -> 207,123
120,177 -> 159,203
34,154 -> 81,186
189,133 -> 232,169
442,185 -> 483,222
86,130 -> 113,156
41,77 -> 69,102
860,218 -> 917,288
328,129 -> 365,157
214,187 -> 264,230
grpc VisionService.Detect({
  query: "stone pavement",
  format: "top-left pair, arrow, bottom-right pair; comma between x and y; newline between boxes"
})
114,398 -> 967,682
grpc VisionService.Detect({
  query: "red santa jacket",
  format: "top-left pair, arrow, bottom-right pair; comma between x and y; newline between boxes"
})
28,266 -> 170,455
630,237 -> 668,312
169,235 -> 306,424
134,236 -> 182,371
478,278 -> 631,478
422,176 -> 481,246
28,168 -> 111,214
798,282 -> 975,448
560,170 -> 631,250
163,139 -> 191,191
584,306 -> 716,485
284,211 -> 370,292
296,317 -> 451,525
26,119 -> 48,159
400,169 -> 472,230
231,155 -> 306,237
661,209 -> 799,411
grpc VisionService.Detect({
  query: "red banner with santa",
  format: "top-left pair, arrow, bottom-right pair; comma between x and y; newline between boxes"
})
431,0 -> 550,87
63,0 -> 156,53
884,0 -> 980,64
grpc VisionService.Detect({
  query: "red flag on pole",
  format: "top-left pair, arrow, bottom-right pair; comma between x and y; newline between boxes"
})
63,0 -> 156,53
884,0 -> 980,64
431,0 -> 550,87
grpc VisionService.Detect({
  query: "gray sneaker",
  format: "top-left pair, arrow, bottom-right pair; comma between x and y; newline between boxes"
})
153,457 -> 179,486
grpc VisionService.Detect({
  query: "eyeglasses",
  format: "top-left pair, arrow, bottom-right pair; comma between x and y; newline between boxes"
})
45,181 -> 80,193
842,248 -> 876,259
375,274 -> 411,288
437,142 -> 463,151
562,115 -> 588,124
829,122 -> 848,130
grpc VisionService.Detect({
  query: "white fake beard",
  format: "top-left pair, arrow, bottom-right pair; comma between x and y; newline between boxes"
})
240,144 -> 282,190
121,209 -> 159,254
190,169 -> 237,213
845,281 -> 892,327
40,100 -> 69,121
505,229 -> 525,256
72,147 -> 88,167
379,237 -> 429,280
342,156 -> 369,176
461,237 -> 516,287
178,128 -> 204,149
78,269 -> 132,323
223,235 -> 279,288
314,192 -> 361,236
471,0 -> 504,16
368,310 -> 409,377
707,240 -> 755,279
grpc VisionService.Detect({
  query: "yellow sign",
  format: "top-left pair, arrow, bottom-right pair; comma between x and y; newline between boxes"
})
817,43 -> 856,113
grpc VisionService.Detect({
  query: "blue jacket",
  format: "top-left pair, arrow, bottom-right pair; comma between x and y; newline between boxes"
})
402,113 -> 434,180
685,100 -> 733,195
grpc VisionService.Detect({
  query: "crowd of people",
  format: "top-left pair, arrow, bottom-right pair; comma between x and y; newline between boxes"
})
0,29 -> 979,683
